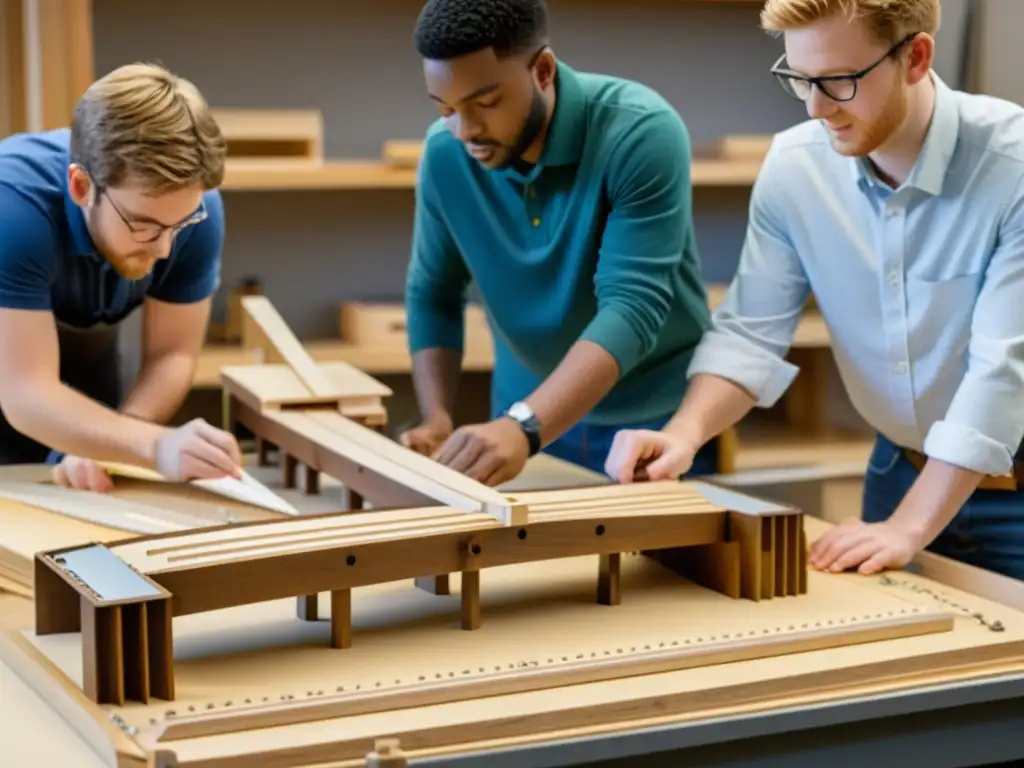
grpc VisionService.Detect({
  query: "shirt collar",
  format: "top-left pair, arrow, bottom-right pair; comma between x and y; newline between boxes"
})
538,60 -> 588,167
501,59 -> 587,183
906,72 -> 960,195
852,71 -> 960,196
63,181 -> 100,258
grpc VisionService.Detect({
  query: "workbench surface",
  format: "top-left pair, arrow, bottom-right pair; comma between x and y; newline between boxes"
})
2,456 -> 1024,768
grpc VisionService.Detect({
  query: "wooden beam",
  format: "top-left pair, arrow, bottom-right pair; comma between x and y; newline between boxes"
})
1,0 -> 26,135
35,0 -> 94,130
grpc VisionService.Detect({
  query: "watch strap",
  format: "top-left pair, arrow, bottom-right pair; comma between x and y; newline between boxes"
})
505,405 -> 541,457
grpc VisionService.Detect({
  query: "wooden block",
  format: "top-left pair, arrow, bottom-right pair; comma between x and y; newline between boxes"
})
414,575 -> 451,595
220,361 -> 391,413
241,295 -> 344,399
785,514 -> 801,596
296,594 -> 318,622
338,302 -> 493,360
282,453 -> 297,489
147,598 -> 174,701
646,542 -> 742,599
774,515 -> 787,597
33,555 -> 81,635
121,602 -> 150,704
760,516 -> 775,599
382,139 -> 423,169
330,589 -> 352,649
726,512 -> 763,601
716,133 -> 773,159
81,602 -> 124,705
366,738 -> 408,768
461,570 -> 481,631
597,553 -> 621,606
211,109 -> 323,165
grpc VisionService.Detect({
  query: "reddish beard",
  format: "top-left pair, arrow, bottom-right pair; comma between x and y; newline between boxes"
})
827,80 -> 908,157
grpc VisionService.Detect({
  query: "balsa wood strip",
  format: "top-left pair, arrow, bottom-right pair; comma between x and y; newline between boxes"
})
511,480 -> 696,505
0,482 -> 214,535
150,518 -> 501,571
117,506 -> 467,561
219,362 -> 391,412
150,607 -> 954,742
527,497 -> 719,519
241,295 -> 342,398
99,461 -> 300,517
271,409 -> 525,524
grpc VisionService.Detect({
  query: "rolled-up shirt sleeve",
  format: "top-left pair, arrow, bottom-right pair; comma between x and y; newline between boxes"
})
686,144 -> 807,407
923,175 -> 1024,475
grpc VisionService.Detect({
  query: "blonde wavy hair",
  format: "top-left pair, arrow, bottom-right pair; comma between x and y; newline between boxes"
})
70,63 -> 226,193
760,0 -> 941,45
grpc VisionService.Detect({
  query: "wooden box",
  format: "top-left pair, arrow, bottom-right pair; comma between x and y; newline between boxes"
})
339,302 -> 493,359
211,108 -> 324,167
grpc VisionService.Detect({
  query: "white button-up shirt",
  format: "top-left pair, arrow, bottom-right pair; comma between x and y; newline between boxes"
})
689,74 -> 1024,475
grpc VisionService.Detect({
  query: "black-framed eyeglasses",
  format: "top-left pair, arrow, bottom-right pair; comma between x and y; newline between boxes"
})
101,188 -> 207,244
770,33 -> 918,103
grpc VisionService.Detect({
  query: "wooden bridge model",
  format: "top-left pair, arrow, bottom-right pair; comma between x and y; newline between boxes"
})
32,298 -> 807,707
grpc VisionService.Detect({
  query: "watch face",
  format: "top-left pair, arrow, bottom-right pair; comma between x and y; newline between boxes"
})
507,401 -> 533,421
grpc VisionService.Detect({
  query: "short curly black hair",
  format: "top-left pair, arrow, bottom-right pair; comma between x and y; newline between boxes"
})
413,0 -> 549,60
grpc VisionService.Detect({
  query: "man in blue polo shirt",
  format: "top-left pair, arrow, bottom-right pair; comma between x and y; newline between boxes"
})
398,0 -> 717,485
0,62 -> 243,490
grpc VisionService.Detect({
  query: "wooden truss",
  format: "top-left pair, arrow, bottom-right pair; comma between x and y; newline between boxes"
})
34,477 -> 807,706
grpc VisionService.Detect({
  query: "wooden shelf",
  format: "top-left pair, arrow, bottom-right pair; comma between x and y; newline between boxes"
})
220,157 -> 762,191
222,161 -> 417,190
196,284 -> 829,387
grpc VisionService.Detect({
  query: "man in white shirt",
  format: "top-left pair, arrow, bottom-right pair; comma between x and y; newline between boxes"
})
603,0 -> 1024,580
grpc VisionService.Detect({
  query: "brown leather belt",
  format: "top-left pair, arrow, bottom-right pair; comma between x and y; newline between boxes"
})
902,448 -> 1024,491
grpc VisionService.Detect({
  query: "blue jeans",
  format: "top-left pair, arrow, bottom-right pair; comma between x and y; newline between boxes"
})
863,433 -> 1024,581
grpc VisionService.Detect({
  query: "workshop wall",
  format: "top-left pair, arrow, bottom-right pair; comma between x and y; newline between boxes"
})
93,0 -> 970,339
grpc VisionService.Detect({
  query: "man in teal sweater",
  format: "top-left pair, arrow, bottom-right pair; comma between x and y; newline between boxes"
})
400,0 -> 717,485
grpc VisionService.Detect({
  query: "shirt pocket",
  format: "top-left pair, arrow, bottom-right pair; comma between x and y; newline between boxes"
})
904,271 -> 984,362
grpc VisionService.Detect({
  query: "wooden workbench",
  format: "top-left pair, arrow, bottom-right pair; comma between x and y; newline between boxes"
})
3,458 -> 1024,768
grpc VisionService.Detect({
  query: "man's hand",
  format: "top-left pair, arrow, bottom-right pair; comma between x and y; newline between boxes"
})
604,429 -> 697,484
433,417 -> 529,486
52,456 -> 115,492
809,519 -> 925,575
153,418 -> 243,482
398,413 -> 454,456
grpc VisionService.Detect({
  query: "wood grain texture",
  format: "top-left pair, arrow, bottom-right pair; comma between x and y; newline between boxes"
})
8,527 -> 1024,768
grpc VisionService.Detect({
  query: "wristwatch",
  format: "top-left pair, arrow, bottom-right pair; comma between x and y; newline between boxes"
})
505,401 -> 542,457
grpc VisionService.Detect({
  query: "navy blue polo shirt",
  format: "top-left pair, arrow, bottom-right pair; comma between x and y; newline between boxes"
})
0,129 -> 224,329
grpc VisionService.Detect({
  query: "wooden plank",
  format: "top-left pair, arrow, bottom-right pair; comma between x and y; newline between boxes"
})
218,158 -> 762,191
271,409 -> 526,525
219,361 -> 391,412
2,0 -> 25,135
0,631 -> 148,767
230,397 -> 439,510
151,607 -> 954,742
0,481 -> 216,535
241,295 -> 343,398
99,461 -> 300,516
117,507 -> 724,617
